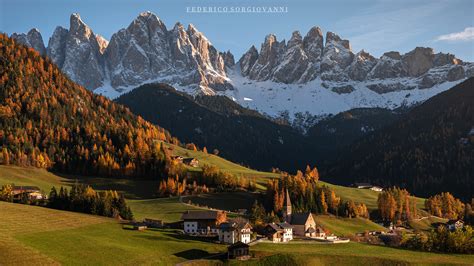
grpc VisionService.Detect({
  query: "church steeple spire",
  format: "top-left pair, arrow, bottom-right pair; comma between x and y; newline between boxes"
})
283,188 -> 292,223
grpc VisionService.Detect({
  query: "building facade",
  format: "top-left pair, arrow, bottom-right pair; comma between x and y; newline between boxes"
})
181,210 -> 227,235
219,219 -> 253,244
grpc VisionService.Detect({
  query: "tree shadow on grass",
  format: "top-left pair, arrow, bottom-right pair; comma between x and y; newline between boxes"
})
162,231 -> 218,243
174,249 -> 226,260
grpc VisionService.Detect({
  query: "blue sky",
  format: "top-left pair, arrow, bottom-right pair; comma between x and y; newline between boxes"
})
1,0 -> 473,61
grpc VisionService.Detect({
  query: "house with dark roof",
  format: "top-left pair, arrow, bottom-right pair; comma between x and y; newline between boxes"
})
227,241 -> 250,260
181,210 -> 226,235
218,218 -> 253,244
447,219 -> 464,231
264,222 -> 293,242
183,158 -> 199,167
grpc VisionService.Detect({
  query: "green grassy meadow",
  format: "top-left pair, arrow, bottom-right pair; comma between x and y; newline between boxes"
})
0,201 -> 225,265
248,242 -> 474,265
314,215 -> 386,236
128,197 -> 206,222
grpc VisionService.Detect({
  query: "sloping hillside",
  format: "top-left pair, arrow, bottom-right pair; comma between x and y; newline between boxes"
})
327,78 -> 474,200
116,83 -> 318,171
0,34 -> 173,178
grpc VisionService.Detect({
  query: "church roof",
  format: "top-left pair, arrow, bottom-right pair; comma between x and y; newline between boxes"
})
291,213 -> 313,225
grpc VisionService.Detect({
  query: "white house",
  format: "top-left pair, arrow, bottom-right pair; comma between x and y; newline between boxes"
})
218,219 -> 253,244
181,210 -> 227,235
370,186 -> 383,192
265,222 -> 293,243
447,220 -> 464,231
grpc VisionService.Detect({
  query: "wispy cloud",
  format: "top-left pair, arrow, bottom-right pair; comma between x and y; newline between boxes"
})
330,1 -> 448,56
435,27 -> 474,42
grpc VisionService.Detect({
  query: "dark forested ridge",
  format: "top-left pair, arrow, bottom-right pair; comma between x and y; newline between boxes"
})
326,78 -> 474,200
0,34 -> 176,178
116,83 -> 317,171
116,83 -> 404,172
307,108 -> 402,156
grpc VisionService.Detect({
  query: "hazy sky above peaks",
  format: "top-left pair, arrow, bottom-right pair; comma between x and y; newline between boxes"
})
1,0 -> 473,61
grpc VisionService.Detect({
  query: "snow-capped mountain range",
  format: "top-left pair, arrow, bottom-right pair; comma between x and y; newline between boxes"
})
11,11 -> 474,122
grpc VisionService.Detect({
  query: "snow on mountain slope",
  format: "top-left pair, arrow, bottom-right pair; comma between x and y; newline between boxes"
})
221,66 -> 463,120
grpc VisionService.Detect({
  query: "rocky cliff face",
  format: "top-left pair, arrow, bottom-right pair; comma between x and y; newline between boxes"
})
12,11 -> 232,93
11,28 -> 46,55
238,28 -> 473,92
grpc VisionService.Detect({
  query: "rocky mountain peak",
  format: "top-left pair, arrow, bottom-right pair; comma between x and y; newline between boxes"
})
288,31 -> 303,48
11,28 -> 46,55
239,45 -> 259,76
402,47 -> 435,77
69,13 -> 92,39
382,51 -> 401,60
95,34 -> 109,54
325,31 -> 351,50
303,26 -> 324,62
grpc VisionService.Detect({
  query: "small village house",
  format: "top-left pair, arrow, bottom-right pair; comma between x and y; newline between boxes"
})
264,222 -> 293,242
447,220 -> 464,231
12,186 -> 43,201
370,186 -> 383,192
218,218 -> 253,244
171,156 -> 184,163
183,158 -> 199,167
353,183 -> 383,192
181,210 -> 226,235
227,241 -> 250,260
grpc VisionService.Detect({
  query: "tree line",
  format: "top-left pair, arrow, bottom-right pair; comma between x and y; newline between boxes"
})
0,183 -> 133,220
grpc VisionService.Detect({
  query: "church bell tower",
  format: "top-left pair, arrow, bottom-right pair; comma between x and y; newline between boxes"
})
283,188 -> 292,223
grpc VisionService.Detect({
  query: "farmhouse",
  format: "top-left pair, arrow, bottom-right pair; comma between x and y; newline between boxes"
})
181,210 -> 226,235
264,222 -> 293,242
353,183 -> 383,192
227,241 -> 250,260
171,156 -> 184,163
12,186 -> 43,200
183,158 -> 199,167
218,218 -> 253,244
447,220 -> 464,231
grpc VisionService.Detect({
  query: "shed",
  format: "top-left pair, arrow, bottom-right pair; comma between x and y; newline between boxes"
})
227,241 -> 250,260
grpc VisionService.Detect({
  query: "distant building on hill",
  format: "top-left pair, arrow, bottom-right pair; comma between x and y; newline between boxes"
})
171,156 -> 184,163
12,186 -> 43,200
183,158 -> 199,167
353,183 -> 383,192
447,220 -> 464,231
181,210 -> 226,235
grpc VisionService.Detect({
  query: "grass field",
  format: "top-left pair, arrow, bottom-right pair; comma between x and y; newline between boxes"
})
182,192 -> 263,212
409,216 -> 448,231
2,201 -> 472,265
314,215 -> 386,236
129,197 -> 206,222
249,242 -> 474,265
0,201 -> 225,265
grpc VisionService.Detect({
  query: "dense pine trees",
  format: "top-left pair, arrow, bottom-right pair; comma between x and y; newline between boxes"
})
48,184 -> 133,219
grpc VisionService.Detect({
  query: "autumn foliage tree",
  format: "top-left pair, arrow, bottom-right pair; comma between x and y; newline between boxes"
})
0,34 -> 176,178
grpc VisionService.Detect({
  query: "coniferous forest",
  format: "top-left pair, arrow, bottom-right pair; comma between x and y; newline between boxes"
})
0,34 -> 175,178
